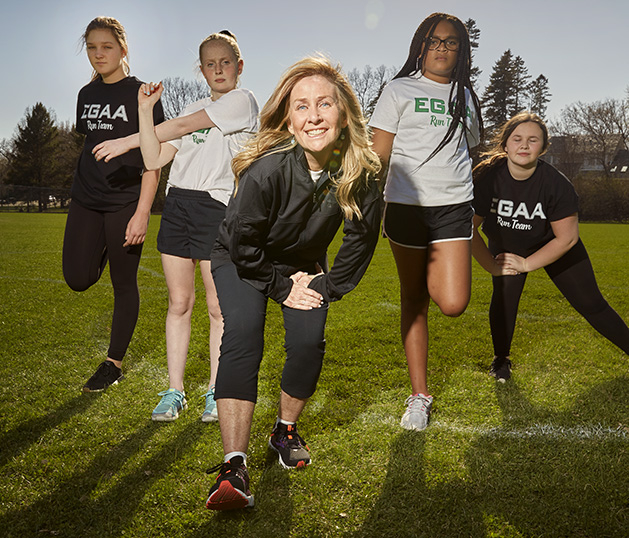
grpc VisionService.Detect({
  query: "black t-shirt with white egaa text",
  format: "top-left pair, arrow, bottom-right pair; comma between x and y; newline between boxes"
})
473,159 -> 579,257
73,76 -> 164,211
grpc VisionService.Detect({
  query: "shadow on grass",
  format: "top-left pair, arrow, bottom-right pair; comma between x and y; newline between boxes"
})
0,394 -> 97,468
354,377 -> 629,538
1,419 -> 208,537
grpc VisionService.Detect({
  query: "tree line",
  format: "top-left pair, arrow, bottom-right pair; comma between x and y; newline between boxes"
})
1,19 -> 628,214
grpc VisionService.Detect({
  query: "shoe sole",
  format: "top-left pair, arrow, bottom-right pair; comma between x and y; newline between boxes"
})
200,413 -> 219,423
268,440 -> 311,470
489,372 -> 510,383
82,376 -> 124,393
206,480 -> 254,510
151,402 -> 188,422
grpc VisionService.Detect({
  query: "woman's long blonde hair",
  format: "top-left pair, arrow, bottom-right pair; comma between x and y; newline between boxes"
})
473,111 -> 549,180
232,56 -> 380,219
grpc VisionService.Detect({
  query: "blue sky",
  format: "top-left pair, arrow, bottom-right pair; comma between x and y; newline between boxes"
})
1,0 -> 627,141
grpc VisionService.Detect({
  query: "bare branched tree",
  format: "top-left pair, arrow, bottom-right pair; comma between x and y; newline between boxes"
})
160,77 -> 210,120
347,64 -> 395,119
558,99 -> 629,177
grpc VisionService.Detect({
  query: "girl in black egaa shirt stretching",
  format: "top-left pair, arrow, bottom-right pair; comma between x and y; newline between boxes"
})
62,16 -> 164,392
472,112 -> 629,381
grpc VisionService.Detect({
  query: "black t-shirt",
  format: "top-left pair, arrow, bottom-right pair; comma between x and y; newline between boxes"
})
473,160 -> 579,257
73,76 -> 165,211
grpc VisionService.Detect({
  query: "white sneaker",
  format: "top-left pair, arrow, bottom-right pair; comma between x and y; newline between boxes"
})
400,393 -> 433,431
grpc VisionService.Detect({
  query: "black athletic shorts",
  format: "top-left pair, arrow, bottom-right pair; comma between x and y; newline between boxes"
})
383,201 -> 474,249
157,187 -> 227,260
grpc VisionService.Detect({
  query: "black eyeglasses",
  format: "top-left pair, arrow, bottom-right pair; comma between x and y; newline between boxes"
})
425,37 -> 459,51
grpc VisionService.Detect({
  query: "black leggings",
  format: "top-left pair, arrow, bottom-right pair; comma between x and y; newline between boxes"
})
212,262 -> 329,403
490,239 -> 629,357
62,200 -> 143,361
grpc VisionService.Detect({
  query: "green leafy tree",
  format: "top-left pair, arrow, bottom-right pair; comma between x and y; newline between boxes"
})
7,102 -> 59,211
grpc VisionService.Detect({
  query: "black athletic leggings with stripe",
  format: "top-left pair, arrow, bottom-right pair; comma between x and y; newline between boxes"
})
490,239 -> 629,357
62,200 -> 143,361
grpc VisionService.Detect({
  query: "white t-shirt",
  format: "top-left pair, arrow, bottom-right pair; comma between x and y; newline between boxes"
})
167,88 -> 259,206
369,74 -> 479,207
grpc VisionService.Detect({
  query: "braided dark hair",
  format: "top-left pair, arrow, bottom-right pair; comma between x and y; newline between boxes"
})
394,12 -> 483,164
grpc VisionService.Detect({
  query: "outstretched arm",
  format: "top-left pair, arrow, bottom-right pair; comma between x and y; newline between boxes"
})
498,214 -> 579,273
471,214 -> 516,276
93,88 -> 217,162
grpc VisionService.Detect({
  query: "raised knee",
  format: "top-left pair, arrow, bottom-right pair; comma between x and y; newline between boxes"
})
64,273 -> 94,292
438,299 -> 469,318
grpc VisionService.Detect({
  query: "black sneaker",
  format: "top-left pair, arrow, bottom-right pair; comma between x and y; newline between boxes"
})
489,356 -> 512,383
82,361 -> 124,393
205,456 -> 254,510
269,422 -> 311,469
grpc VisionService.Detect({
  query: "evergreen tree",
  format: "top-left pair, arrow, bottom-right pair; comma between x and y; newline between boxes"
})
511,55 -> 531,115
528,74 -> 552,119
464,18 -> 481,89
482,49 -> 515,131
7,103 -> 59,211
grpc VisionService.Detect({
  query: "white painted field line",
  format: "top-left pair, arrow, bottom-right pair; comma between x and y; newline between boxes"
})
431,420 -> 628,441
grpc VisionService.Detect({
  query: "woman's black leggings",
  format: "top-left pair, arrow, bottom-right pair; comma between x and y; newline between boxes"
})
212,262 -> 329,403
62,200 -> 143,361
490,239 -> 629,357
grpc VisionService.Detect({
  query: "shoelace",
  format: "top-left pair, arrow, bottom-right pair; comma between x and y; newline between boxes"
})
157,390 -> 183,407
279,425 -> 308,450
206,460 -> 246,482
405,394 -> 430,412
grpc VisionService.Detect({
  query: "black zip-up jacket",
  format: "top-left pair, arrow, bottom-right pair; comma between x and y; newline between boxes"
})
211,145 -> 382,304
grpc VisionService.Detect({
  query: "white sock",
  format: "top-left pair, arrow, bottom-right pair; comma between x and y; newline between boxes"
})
224,451 -> 247,464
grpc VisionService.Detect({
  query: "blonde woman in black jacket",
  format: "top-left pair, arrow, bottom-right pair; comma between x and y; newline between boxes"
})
205,57 -> 381,511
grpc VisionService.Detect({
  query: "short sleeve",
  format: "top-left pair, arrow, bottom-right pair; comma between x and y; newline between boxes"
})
465,91 -> 480,149
368,82 -> 400,135
204,89 -> 257,135
546,167 -> 579,222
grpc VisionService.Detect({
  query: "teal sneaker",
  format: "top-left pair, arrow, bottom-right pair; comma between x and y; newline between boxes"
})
151,388 -> 187,422
201,386 -> 218,423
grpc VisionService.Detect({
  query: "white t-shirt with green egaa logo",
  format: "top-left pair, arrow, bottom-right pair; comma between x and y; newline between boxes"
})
166,88 -> 259,206
369,74 -> 479,207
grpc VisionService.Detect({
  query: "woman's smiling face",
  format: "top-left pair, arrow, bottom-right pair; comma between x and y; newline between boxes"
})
287,75 -> 347,171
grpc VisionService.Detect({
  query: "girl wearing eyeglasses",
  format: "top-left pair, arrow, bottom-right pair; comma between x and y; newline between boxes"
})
370,12 -> 483,431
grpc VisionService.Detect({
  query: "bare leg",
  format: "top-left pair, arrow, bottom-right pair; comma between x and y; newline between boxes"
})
390,239 -> 471,396
199,259 -> 223,387
426,240 -> 472,317
162,254 -> 197,392
217,398 -> 256,454
278,390 -> 308,422
390,241 -> 430,395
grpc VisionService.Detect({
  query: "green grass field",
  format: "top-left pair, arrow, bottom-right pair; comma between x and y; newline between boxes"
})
0,213 -> 627,537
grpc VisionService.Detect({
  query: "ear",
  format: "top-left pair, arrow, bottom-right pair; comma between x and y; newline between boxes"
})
287,117 -> 294,136
237,59 -> 244,76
